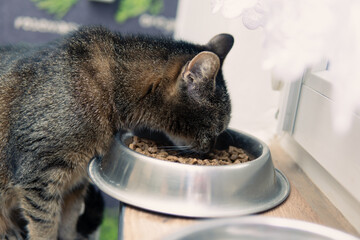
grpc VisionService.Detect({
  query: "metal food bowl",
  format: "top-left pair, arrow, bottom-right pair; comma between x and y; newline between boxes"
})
88,129 -> 290,217
164,216 -> 360,240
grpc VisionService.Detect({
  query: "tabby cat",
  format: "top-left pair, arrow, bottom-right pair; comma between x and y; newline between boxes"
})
0,26 -> 233,239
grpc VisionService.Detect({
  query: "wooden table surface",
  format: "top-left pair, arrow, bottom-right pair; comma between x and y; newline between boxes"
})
119,138 -> 359,240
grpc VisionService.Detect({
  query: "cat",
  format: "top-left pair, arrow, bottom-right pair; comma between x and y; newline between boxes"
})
0,26 -> 233,239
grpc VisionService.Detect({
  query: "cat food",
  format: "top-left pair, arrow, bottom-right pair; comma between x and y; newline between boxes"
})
128,136 -> 254,165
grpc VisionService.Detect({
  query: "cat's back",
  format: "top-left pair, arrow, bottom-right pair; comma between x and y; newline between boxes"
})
0,45 -> 31,123
0,45 -> 29,166
0,44 -> 37,113
0,43 -> 66,166
0,27 -> 120,164
0,45 -> 33,183
0,45 -> 32,76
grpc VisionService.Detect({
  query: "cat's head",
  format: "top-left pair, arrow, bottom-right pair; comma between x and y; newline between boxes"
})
164,34 -> 233,153
122,34 -> 234,154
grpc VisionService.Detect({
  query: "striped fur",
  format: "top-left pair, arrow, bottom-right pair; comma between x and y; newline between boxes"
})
0,26 -> 233,239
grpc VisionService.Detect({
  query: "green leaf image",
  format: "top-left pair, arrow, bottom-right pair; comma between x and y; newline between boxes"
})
31,0 -> 165,24
99,208 -> 118,240
31,0 -> 79,19
115,0 -> 164,23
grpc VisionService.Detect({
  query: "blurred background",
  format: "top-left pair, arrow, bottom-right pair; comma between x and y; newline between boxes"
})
1,0 -> 359,238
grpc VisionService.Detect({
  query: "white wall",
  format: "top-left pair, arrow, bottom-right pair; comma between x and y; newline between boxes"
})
175,0 -> 360,232
174,0 -> 280,142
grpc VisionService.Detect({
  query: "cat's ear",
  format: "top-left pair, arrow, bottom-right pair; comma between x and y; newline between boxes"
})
182,51 -> 220,93
206,34 -> 234,61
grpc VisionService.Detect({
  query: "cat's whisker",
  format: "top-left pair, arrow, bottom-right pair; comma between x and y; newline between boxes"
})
173,145 -> 199,156
172,150 -> 193,157
157,145 -> 176,149
157,144 -> 196,156
223,129 -> 235,144
158,145 -> 190,150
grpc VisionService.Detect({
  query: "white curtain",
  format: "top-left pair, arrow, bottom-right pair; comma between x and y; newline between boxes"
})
213,0 -> 360,133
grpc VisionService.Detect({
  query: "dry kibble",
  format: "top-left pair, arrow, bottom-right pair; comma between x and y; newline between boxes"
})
230,153 -> 238,161
129,136 -> 254,165
147,146 -> 157,154
188,159 -> 198,165
157,151 -> 169,158
211,160 -> 218,165
203,159 -> 209,165
166,156 -> 178,161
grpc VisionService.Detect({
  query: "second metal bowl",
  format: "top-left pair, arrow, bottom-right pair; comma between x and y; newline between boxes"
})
164,216 -> 360,240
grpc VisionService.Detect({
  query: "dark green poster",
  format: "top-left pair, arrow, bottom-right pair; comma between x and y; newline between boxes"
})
0,0 -> 178,44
